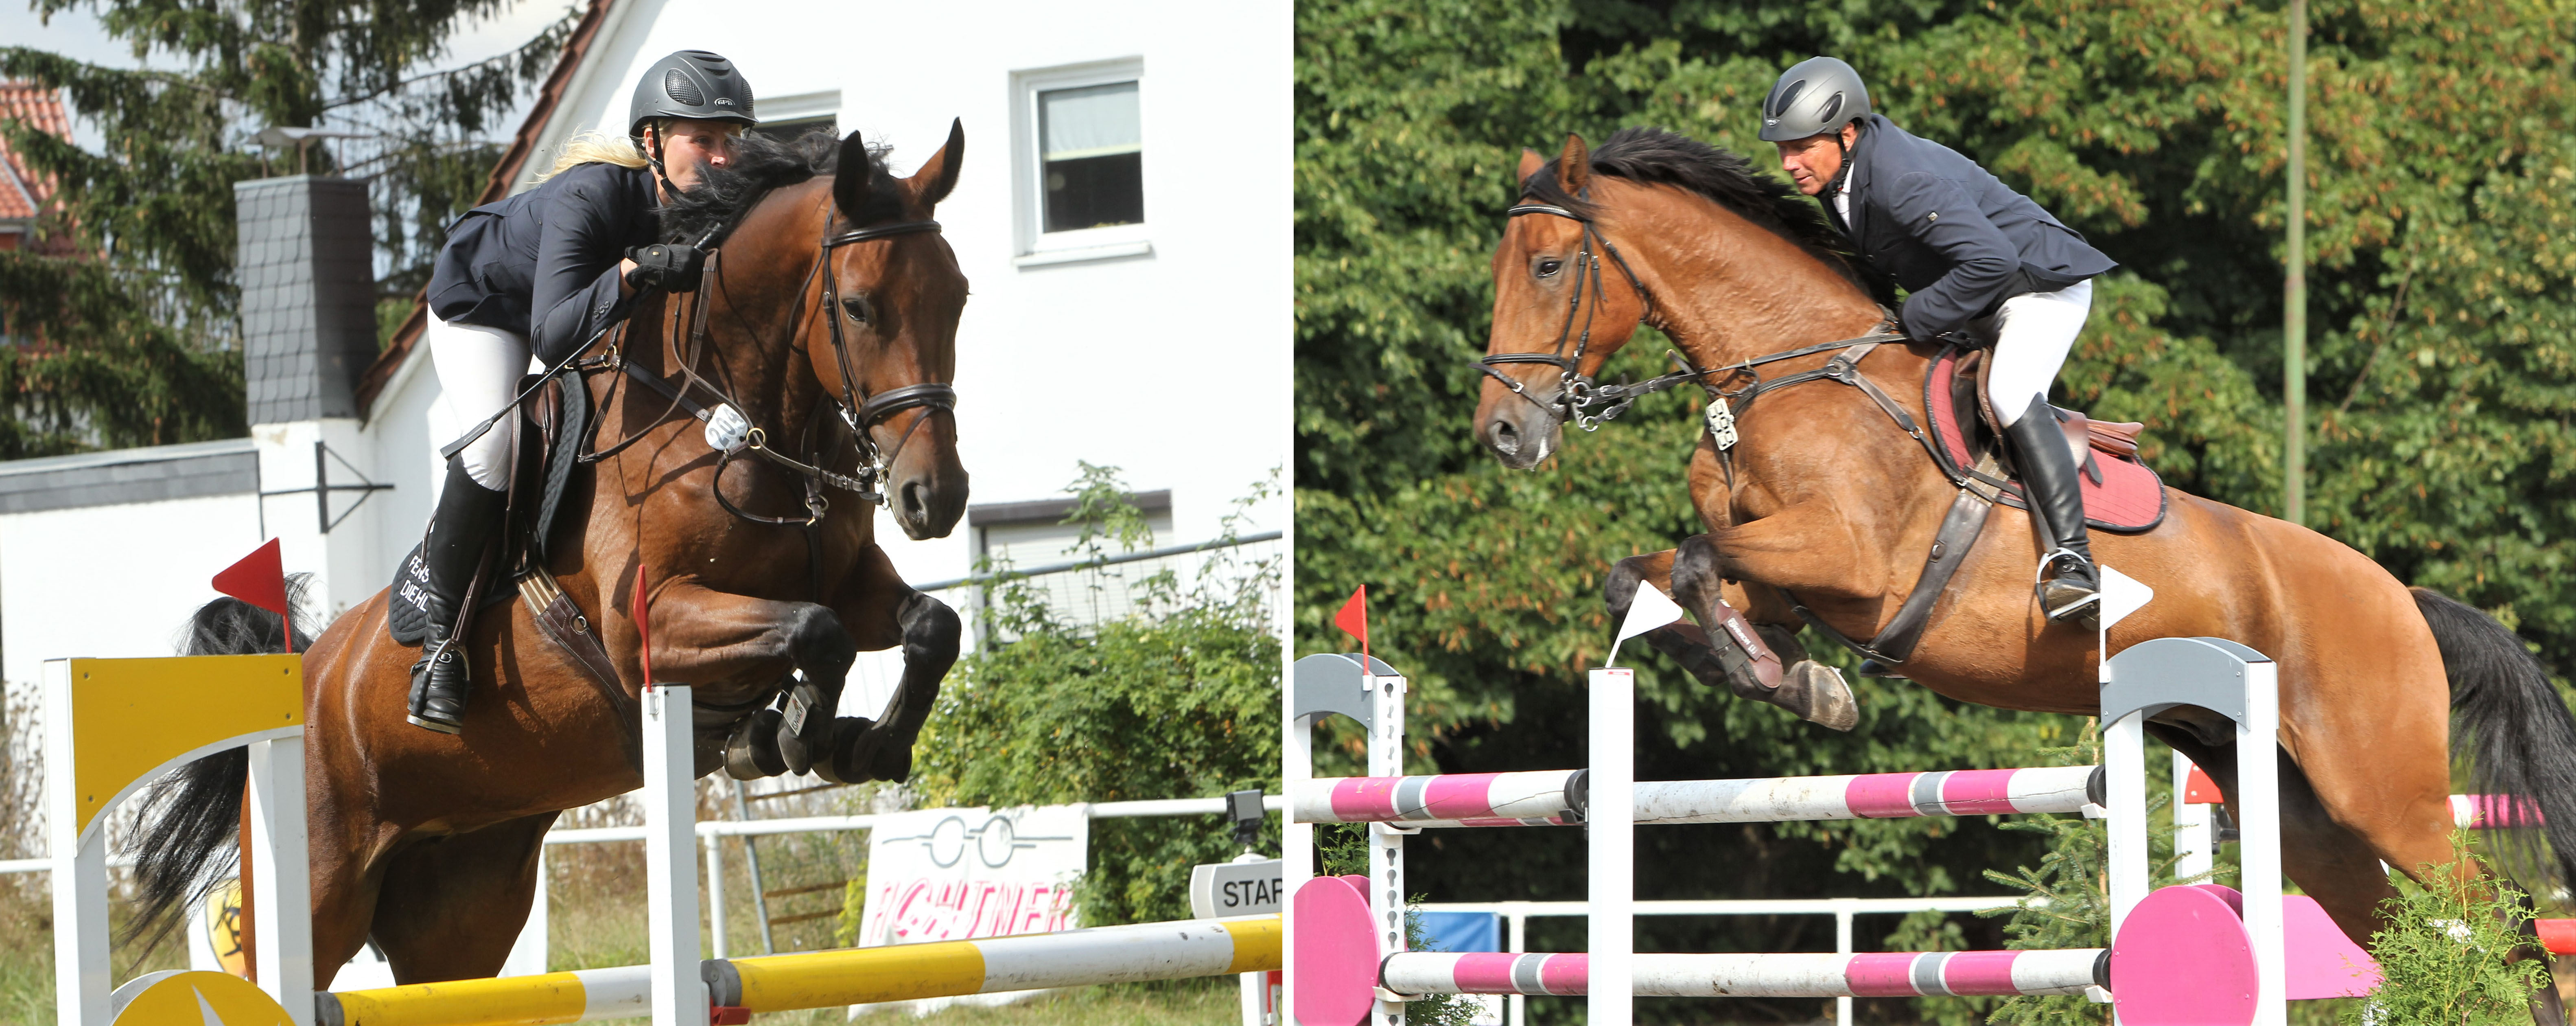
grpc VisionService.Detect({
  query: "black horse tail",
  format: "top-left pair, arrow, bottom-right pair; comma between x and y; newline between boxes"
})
120,573 -> 315,954
2415,587 -> 2576,889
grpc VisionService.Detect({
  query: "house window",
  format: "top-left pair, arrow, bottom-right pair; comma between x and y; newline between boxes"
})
1039,82 -> 1141,232
743,90 -> 841,147
750,117 -> 835,146
1012,59 -> 1149,267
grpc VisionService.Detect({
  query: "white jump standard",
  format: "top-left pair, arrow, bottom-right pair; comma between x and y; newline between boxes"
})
1287,629 -> 2296,1026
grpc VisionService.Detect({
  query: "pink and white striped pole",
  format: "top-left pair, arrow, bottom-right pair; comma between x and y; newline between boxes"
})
1379,949 -> 2105,999
1294,765 -> 2099,827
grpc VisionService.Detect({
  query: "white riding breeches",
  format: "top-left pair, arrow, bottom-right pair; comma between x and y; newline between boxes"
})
1977,278 -> 2095,427
426,314 -> 530,491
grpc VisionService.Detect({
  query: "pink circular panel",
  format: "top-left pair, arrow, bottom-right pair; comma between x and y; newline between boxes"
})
2112,885 -> 2258,1026
1293,877 -> 1379,1026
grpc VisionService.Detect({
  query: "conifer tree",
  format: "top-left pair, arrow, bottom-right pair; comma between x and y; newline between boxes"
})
0,0 -> 575,454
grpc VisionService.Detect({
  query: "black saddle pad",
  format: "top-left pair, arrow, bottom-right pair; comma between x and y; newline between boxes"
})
386,371 -> 593,648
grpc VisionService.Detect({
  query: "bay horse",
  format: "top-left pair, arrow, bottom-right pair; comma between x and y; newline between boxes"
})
1473,128 -> 2576,988
126,126 -> 971,984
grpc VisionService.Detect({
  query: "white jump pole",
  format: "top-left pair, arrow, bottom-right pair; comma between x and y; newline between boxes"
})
2239,658 -> 2285,1026
1367,665 -> 1410,1026
46,659 -> 111,1026
643,684 -> 705,1026
247,728 -> 315,1024
1588,666 -> 1634,1026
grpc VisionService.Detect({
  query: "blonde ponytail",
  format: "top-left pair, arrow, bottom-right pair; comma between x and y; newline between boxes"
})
533,129 -> 651,183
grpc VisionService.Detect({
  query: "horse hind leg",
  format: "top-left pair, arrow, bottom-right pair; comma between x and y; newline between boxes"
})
368,813 -> 558,984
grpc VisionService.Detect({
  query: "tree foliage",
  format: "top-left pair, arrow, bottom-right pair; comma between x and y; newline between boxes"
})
1297,1 -> 2576,1020
0,0 -> 574,454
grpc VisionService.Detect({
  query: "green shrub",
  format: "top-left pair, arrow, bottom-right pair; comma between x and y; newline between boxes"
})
909,466 -> 1282,928
2345,837 -> 2550,1026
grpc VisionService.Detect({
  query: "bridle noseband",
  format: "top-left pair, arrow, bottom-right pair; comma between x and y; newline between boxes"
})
1476,203 -> 1656,431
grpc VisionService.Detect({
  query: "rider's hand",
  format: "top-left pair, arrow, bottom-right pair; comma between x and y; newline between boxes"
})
624,243 -> 706,293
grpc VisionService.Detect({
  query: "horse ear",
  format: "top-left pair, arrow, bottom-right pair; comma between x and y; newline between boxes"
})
908,117 -> 965,208
1518,148 -> 1546,182
834,130 -> 877,219
1557,133 -> 1591,194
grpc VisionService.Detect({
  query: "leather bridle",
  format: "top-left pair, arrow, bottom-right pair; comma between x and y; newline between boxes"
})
587,206 -> 956,535
1475,203 -> 1656,431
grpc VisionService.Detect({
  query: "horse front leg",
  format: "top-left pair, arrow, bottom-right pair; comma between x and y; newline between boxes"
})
819,545 -> 961,785
1609,548 -> 1787,695
1674,511 -> 1878,730
641,580 -> 857,776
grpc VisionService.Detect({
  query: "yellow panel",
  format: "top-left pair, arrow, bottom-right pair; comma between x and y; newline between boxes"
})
109,970 -> 292,1026
734,940 -> 989,1009
1220,916 -> 1284,974
331,973 -> 590,1026
69,655 -> 302,840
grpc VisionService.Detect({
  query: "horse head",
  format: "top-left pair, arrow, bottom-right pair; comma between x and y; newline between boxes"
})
1474,129 -> 1885,471
1475,134 -> 1654,470
814,122 -> 971,539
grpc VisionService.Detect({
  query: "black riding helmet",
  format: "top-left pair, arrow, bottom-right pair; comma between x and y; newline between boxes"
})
627,50 -> 760,161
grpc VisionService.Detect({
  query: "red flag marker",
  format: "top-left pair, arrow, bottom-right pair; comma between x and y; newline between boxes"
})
212,538 -> 293,654
634,565 -> 655,691
1334,585 -> 1369,667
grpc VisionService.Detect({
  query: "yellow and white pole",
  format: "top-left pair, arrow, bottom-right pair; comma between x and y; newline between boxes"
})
318,915 -> 1281,1026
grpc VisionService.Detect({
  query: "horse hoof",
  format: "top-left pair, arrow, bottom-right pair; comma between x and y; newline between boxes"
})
1783,660 -> 1859,732
725,708 -> 788,780
829,717 -> 918,785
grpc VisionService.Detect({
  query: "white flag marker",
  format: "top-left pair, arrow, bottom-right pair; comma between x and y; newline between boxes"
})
2099,564 -> 2154,631
1610,583 -> 1688,666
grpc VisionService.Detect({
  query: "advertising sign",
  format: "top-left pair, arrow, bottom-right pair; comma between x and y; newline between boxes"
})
855,804 -> 1089,949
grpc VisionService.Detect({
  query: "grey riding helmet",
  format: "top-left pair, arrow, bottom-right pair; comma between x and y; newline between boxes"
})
627,50 -> 759,156
1758,57 -> 1871,142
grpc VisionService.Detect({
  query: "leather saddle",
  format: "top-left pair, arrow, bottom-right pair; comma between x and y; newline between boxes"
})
1924,346 -> 2167,533
386,371 -> 622,694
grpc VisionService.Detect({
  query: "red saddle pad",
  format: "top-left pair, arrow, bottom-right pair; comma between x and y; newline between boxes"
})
1925,350 -> 2167,533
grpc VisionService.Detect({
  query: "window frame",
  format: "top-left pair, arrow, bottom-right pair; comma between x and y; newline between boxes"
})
1010,58 -> 1150,267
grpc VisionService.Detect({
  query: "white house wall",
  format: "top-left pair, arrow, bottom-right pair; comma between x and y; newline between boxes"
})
0,492 -> 263,686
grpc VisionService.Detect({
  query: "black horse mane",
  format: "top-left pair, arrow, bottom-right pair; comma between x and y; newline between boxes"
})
658,127 -> 904,243
1522,126 -> 1892,304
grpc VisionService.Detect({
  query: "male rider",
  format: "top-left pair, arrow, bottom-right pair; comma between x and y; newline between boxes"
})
1761,57 -> 2119,628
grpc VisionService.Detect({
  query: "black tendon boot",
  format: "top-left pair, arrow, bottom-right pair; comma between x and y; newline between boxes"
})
2004,396 -> 2102,630
407,460 -> 508,733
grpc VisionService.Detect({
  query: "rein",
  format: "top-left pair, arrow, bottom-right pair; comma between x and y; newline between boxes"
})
575,194 -> 955,596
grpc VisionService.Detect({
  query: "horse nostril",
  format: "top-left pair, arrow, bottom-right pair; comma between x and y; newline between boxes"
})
1490,420 -> 1520,456
901,481 -> 927,522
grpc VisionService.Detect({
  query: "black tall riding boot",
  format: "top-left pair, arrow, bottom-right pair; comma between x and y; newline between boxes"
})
2004,396 -> 2102,630
408,459 -> 508,734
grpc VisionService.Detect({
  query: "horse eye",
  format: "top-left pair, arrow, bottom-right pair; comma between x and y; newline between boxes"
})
1536,258 -> 1564,278
840,294 -> 873,324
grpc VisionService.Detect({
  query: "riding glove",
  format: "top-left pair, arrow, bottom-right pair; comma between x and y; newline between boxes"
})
625,243 -> 706,293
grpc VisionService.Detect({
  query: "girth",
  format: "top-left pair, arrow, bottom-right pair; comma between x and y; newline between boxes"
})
1704,339 -> 2007,667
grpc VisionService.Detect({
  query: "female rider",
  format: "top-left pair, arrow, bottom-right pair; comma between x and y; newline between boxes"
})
1760,57 -> 2119,629
404,50 -> 758,733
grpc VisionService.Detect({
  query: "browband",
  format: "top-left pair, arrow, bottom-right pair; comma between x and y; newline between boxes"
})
825,220 -> 943,247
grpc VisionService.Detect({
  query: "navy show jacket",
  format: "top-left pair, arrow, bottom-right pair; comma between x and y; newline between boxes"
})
425,161 -> 661,362
1826,115 -> 2118,340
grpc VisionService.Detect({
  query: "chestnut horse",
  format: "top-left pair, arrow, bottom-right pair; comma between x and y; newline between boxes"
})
1474,128 -> 2576,983
130,127 -> 971,984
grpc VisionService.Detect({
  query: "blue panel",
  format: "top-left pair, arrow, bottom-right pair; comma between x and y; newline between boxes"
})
1417,910 -> 1500,953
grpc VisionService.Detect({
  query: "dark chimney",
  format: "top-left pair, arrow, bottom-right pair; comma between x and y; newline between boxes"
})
234,175 -> 376,423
